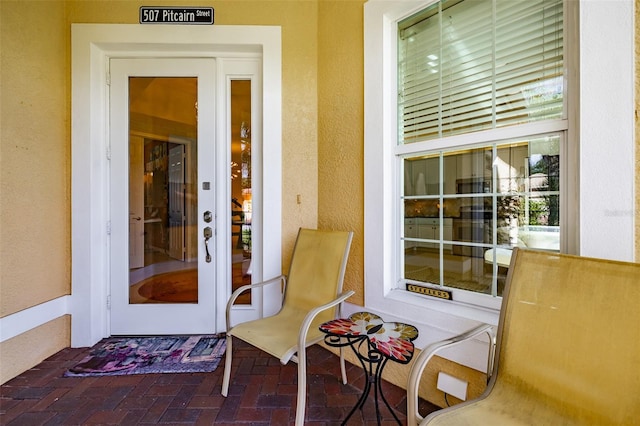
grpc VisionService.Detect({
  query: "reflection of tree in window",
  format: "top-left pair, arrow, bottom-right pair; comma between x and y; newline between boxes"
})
529,154 -> 560,226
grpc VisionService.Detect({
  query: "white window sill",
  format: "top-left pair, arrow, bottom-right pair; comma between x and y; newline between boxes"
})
346,290 -> 499,371
386,288 -> 500,325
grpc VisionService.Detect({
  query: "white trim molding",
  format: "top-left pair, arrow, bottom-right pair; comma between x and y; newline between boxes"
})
71,24 -> 282,348
0,296 -> 71,343
363,0 -> 635,370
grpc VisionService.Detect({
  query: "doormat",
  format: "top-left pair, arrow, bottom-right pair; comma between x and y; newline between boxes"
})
64,335 -> 226,377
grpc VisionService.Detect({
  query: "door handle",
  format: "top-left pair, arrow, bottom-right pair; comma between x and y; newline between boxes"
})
204,227 -> 213,263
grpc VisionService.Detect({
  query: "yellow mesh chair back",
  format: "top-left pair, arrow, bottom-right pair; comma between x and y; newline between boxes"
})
284,228 -> 354,324
221,228 -> 354,426
424,248 -> 640,425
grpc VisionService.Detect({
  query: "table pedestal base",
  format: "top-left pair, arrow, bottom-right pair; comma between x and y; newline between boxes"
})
342,353 -> 401,426
319,312 -> 418,426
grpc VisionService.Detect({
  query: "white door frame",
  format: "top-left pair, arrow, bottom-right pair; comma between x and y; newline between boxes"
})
109,57 -> 217,335
71,24 -> 282,348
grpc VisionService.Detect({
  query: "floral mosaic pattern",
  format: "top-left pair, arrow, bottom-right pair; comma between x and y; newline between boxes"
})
319,312 -> 418,363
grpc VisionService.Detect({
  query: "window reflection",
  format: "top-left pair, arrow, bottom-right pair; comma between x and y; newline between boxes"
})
231,80 -> 252,304
128,77 -> 199,304
403,137 -> 560,297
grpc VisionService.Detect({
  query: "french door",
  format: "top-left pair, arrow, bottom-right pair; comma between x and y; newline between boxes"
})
109,58 -> 217,335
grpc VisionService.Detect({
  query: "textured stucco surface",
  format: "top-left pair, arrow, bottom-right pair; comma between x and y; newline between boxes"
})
318,0 -> 365,305
66,0 -> 322,270
0,1 -> 70,317
0,0 -> 352,383
1,0 -> 638,395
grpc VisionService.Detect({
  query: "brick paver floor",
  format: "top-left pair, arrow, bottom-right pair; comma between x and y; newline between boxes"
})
1,338 -> 438,425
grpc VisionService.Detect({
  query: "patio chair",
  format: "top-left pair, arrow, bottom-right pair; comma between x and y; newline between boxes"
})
221,228 -> 354,426
408,248 -> 640,425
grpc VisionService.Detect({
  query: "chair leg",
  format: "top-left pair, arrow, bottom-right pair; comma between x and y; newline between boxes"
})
295,346 -> 307,426
221,334 -> 233,396
339,346 -> 348,384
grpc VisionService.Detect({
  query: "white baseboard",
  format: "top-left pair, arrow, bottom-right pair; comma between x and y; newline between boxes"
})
0,296 -> 70,343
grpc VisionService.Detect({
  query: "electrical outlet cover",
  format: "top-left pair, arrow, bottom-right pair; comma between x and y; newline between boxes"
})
436,371 -> 468,401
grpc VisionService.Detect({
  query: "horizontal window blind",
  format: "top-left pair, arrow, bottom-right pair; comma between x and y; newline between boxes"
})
398,0 -> 563,144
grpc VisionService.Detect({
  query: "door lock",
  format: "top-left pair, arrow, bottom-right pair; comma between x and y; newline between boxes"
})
204,226 -> 213,263
203,210 -> 213,223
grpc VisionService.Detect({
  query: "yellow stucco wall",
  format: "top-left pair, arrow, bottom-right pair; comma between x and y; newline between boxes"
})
65,1 -> 322,266
318,0 -> 365,304
1,0 -> 638,401
0,0 -> 72,383
0,0 -> 351,384
0,0 -> 70,317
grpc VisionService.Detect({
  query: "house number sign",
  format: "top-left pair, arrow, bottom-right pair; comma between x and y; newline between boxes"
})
140,7 -> 214,25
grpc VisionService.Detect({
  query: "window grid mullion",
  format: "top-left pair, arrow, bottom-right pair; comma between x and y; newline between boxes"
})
437,2 -> 443,140
398,0 -> 564,299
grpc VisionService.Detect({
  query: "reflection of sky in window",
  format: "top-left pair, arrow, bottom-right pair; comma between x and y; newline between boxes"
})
521,77 -> 563,107
529,154 -> 543,168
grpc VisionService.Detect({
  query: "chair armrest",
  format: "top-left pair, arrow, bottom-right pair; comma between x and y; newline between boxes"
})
283,290 -> 355,364
225,274 -> 286,332
407,324 -> 495,425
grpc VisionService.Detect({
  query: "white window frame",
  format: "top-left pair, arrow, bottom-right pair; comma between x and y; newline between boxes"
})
363,0 -> 590,350
400,132 -> 566,299
365,0 -> 635,362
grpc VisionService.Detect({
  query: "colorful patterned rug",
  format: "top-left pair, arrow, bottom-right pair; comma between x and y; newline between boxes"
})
64,335 -> 226,377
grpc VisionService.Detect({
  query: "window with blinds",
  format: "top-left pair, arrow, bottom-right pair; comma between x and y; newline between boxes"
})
398,0 -> 564,144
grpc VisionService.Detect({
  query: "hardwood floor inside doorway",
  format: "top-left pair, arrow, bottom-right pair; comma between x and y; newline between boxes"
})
129,250 -> 251,304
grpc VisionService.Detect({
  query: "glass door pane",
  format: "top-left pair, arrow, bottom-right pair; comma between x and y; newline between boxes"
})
128,77 -> 198,304
230,80 -> 252,304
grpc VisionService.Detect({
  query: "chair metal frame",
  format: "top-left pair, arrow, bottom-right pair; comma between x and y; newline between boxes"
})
407,324 -> 495,424
407,247 -> 640,425
221,228 -> 354,426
